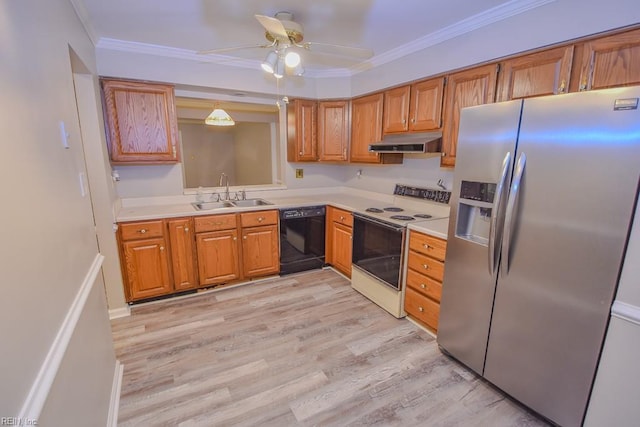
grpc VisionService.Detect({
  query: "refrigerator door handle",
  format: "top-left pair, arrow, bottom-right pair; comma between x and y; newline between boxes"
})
488,151 -> 512,275
501,152 -> 526,277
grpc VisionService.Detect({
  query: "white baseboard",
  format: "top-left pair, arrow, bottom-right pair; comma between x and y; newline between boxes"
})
107,361 -> 124,427
19,254 -> 104,421
109,306 -> 131,320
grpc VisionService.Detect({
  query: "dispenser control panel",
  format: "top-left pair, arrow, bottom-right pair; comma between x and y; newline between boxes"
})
460,180 -> 496,203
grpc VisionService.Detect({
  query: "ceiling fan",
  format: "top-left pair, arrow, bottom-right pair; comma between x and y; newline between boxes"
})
198,12 -> 374,77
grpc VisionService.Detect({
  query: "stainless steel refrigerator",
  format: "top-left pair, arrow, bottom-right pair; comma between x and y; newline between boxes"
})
437,86 -> 640,427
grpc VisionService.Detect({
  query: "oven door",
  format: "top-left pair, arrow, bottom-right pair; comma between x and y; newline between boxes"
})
352,213 -> 405,290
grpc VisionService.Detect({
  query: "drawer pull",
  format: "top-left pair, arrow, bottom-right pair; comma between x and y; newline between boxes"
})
421,283 -> 427,290
340,216 -> 345,221
418,306 -> 424,312
423,264 -> 429,270
138,229 -> 147,234
257,217 -> 264,222
423,244 -> 431,249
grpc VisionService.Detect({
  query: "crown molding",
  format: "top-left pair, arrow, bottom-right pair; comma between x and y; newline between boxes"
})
94,0 -> 555,79
68,0 -> 98,45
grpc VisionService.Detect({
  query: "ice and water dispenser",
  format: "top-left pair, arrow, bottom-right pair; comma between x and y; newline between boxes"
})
455,180 -> 497,246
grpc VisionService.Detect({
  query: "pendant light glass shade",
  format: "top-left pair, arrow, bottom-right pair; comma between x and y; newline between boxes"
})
273,55 -> 285,79
285,51 -> 301,67
205,108 -> 235,126
261,51 -> 278,73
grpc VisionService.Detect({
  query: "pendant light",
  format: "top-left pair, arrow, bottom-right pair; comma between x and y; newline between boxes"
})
205,103 -> 235,126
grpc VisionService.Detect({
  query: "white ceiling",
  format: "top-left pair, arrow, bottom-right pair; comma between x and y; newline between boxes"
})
76,0 -> 556,77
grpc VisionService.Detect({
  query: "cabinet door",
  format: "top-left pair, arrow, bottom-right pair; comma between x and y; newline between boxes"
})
242,225 -> 280,278
578,28 -> 640,91
318,100 -> 350,162
350,93 -> 401,164
101,79 -> 179,164
122,237 -> 172,301
441,64 -> 498,168
497,45 -> 574,101
383,86 -> 411,133
196,229 -> 240,286
332,222 -> 353,278
409,78 -> 445,131
287,99 -> 317,162
167,218 -> 198,291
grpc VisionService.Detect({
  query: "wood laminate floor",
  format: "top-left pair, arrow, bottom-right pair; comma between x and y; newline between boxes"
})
112,269 -> 549,426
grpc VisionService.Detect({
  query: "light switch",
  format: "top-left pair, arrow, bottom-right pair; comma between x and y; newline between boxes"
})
59,121 -> 70,149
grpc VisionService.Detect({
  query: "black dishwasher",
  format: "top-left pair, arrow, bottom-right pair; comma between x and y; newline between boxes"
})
279,206 -> 326,275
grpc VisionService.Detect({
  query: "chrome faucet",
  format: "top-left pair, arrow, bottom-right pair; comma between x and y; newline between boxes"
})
219,172 -> 230,201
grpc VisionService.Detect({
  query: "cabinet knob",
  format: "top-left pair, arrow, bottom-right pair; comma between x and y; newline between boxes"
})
299,151 -> 303,155
421,283 -> 427,289
418,306 -> 424,312
233,237 -> 237,241
558,79 -> 566,93
138,229 -> 147,234
423,244 -> 431,249
160,246 -> 164,251
243,235 -> 247,240
402,119 -> 406,123
423,264 -> 429,270
579,76 -> 588,91
257,217 -> 264,222
411,118 -> 415,123
184,227 -> 189,232
340,216 -> 345,221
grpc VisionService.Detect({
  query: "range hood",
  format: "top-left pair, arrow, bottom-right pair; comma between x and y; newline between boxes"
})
368,131 -> 442,154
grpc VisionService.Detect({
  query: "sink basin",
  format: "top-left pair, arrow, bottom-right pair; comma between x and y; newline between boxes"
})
231,198 -> 273,207
192,201 -> 235,210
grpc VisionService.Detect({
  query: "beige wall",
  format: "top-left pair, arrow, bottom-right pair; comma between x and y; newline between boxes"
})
0,0 -> 117,421
234,122 -> 273,186
181,123 -> 237,188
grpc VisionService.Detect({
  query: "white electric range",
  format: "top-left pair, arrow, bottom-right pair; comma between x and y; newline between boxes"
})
351,184 -> 451,317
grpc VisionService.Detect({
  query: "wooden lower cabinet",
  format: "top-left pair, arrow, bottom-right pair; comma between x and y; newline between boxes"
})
325,206 -> 353,278
196,229 -> 240,286
167,218 -> 198,291
120,233 -> 172,302
404,230 -> 447,332
242,224 -> 279,277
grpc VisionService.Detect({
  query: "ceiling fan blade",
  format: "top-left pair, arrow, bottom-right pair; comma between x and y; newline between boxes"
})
303,42 -> 374,59
197,44 -> 270,55
255,14 -> 289,40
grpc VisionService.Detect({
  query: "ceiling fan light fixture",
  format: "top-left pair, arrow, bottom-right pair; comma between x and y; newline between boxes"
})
273,55 -> 285,79
205,108 -> 235,126
291,63 -> 304,76
261,51 -> 278,73
284,51 -> 301,67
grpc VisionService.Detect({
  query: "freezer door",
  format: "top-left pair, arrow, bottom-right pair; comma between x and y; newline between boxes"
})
437,100 -> 522,374
484,87 -> 640,427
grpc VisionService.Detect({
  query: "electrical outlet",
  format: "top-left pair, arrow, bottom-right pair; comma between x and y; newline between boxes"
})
295,168 -> 304,178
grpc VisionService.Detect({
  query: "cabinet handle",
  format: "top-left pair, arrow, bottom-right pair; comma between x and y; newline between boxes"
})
423,264 -> 429,270
340,216 -> 345,221
138,229 -> 147,234
299,151 -> 303,155
421,283 -> 427,290
184,227 -> 189,232
402,119 -> 406,124
257,217 -> 264,222
423,244 -> 431,250
411,118 -> 415,123
160,246 -> 164,251
233,237 -> 237,241
418,306 -> 424,312
558,80 -> 566,93
579,76 -> 588,91
243,236 -> 247,240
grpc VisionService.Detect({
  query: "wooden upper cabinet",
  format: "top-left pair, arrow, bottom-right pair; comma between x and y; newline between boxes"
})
409,78 -> 445,131
441,64 -> 499,168
383,86 -> 411,133
350,93 -> 402,164
497,45 -> 574,102
578,28 -> 640,91
287,99 -> 318,162
101,79 -> 180,164
318,100 -> 350,162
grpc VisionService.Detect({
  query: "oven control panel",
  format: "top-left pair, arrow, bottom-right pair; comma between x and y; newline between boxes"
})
394,184 -> 451,204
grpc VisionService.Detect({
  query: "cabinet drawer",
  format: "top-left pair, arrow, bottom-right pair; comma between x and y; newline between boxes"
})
329,207 -> 353,227
409,231 -> 447,261
194,214 -> 237,233
405,287 -> 440,331
120,220 -> 164,241
407,250 -> 445,282
240,210 -> 278,227
406,268 -> 442,302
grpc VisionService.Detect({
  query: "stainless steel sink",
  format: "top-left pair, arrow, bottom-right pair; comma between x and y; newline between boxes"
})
231,198 -> 273,207
191,201 -> 235,210
192,199 -> 273,210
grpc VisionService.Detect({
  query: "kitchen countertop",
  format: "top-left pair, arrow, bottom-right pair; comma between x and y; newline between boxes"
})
116,190 -> 450,239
